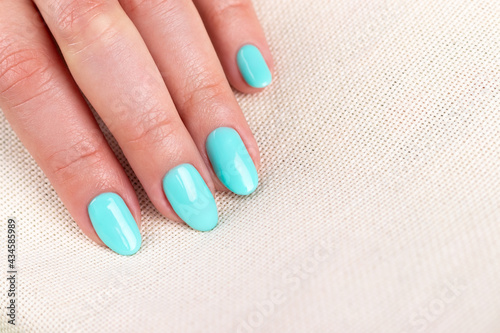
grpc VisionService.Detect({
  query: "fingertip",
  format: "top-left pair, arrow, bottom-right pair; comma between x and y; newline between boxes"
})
193,0 -> 275,94
87,192 -> 142,256
161,163 -> 219,232
227,43 -> 275,94
236,44 -> 273,88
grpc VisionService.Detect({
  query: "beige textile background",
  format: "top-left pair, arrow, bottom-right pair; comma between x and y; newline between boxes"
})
1,0 -> 500,332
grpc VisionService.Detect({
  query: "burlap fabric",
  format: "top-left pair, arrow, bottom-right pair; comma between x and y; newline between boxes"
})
1,0 -> 499,332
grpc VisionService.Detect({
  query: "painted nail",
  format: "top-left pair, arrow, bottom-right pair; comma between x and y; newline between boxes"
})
237,44 -> 272,88
206,127 -> 259,195
162,164 -> 218,231
88,192 -> 141,256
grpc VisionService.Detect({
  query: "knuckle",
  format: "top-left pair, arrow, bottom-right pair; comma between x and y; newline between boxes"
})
121,0 -> 188,16
0,41 -> 54,101
121,0 -> 163,13
180,71 -> 228,112
47,131 -> 107,182
210,0 -> 251,18
49,0 -> 115,40
123,108 -> 178,148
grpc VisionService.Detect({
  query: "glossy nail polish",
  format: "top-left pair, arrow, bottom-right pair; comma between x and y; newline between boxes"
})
206,127 -> 259,195
88,192 -> 142,256
237,44 -> 272,88
162,164 -> 218,231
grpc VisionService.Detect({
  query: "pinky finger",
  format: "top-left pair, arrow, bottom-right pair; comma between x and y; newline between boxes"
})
193,0 -> 275,93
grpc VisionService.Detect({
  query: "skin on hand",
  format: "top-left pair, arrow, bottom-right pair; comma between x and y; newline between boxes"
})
0,0 -> 274,255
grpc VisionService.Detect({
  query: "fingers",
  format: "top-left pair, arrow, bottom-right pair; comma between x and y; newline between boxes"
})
193,0 -> 274,92
0,0 -> 141,255
119,0 -> 260,195
33,0 -> 219,231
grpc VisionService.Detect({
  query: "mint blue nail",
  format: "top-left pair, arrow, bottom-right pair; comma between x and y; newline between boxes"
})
162,164 -> 218,232
88,193 -> 141,256
237,44 -> 272,88
206,127 -> 259,195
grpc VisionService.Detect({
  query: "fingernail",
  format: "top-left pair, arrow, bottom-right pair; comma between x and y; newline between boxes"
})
162,164 -> 218,231
206,127 -> 259,196
237,44 -> 272,88
88,192 -> 142,256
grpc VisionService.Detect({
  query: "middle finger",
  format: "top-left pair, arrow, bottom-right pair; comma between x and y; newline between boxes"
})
33,0 -> 219,231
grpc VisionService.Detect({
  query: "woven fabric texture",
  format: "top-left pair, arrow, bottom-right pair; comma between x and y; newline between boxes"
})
1,0 -> 500,332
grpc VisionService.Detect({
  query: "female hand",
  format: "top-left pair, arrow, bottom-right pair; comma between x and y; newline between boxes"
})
0,0 -> 274,255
